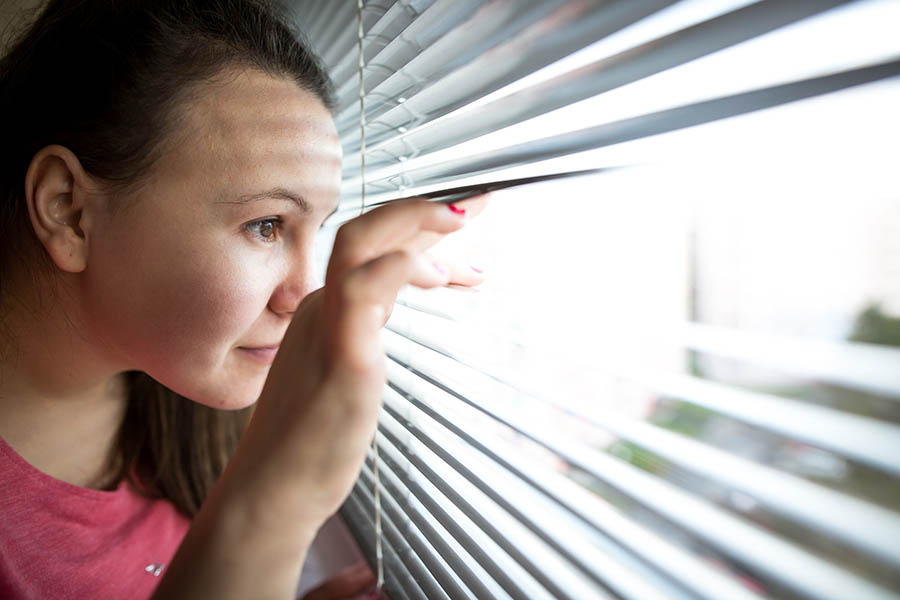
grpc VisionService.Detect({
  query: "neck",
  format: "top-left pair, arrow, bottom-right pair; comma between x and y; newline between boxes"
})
0,273 -> 129,490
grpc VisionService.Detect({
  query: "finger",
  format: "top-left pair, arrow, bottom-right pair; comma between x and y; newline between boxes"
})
449,192 -> 489,218
340,250 -> 450,307
408,255 -> 455,289
443,257 -> 486,287
327,199 -> 468,283
327,249 -> 448,370
302,563 -> 375,600
327,193 -> 489,279
393,193 -> 491,255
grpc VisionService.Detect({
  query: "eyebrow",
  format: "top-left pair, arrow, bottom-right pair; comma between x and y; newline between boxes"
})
217,188 -> 311,213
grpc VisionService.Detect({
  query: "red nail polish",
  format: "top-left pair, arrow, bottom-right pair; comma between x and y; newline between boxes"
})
448,204 -> 466,215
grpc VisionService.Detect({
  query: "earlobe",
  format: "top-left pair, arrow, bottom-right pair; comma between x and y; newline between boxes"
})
24,145 -> 95,273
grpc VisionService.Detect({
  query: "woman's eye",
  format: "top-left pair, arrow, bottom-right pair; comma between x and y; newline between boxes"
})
246,218 -> 281,242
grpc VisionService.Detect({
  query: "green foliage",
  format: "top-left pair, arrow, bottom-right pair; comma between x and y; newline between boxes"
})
609,440 -> 667,475
849,303 -> 900,347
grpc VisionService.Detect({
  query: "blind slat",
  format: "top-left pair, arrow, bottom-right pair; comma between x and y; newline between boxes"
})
681,321 -> 900,399
307,2 -> 361,69
342,0 -> 852,174
340,490 -> 418,600
373,427 -> 556,600
383,340 -> 900,600
381,383 -> 663,599
294,1 -> 345,51
351,467 -> 456,600
385,306 -> 900,473
336,0 -> 673,142
378,405 -> 609,600
332,0 -> 574,124
385,327 -> 900,567
360,449 -> 518,600
388,297 -> 900,400
596,411 -> 900,566
356,457 -> 497,600
383,361 -> 763,600
330,0 -> 484,104
341,60 -> 900,203
325,0 -> 440,95
625,369 -> 900,475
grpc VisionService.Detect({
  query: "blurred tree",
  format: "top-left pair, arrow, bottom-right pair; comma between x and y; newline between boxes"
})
848,303 -> 900,347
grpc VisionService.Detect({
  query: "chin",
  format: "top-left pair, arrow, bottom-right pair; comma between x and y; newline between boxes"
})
172,371 -> 267,411
213,380 -> 266,410
209,395 -> 260,411
143,347 -> 271,410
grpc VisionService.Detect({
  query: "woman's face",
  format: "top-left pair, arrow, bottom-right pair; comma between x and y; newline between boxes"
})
83,69 -> 342,408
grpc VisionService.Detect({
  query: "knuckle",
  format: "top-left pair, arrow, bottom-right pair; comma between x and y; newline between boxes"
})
344,345 -> 387,381
334,220 -> 359,247
391,248 -> 415,268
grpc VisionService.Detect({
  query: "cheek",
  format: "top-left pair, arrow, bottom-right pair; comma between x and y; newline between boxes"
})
143,260 -> 262,353
85,225 -> 275,377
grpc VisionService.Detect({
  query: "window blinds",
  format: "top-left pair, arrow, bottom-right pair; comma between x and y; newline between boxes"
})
290,1 -> 900,598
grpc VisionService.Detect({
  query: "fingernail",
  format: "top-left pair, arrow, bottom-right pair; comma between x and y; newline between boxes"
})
448,204 -> 466,215
433,262 -> 448,276
470,265 -> 484,274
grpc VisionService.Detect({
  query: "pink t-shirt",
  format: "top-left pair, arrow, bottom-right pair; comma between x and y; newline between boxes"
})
0,435 -> 191,599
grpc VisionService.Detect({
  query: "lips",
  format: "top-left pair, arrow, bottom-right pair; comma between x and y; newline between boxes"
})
237,344 -> 281,365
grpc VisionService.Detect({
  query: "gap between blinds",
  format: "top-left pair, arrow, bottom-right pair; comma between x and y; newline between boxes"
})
290,0 -> 900,599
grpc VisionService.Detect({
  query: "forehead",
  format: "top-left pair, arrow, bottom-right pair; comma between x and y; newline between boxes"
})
159,67 -> 342,207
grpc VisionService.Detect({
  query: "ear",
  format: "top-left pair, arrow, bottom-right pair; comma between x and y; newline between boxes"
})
24,145 -> 100,273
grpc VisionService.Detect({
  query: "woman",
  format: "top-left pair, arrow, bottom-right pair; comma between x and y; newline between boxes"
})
0,0 -> 485,598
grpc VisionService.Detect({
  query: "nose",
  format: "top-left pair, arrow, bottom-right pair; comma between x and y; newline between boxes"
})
268,250 -> 319,316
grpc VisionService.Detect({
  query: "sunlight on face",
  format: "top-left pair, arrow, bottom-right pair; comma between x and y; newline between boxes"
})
84,68 -> 341,408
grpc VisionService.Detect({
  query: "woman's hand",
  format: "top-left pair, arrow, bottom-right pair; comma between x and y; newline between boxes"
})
240,196 -> 486,524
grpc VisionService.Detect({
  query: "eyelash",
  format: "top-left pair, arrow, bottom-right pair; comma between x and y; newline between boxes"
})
245,217 -> 282,243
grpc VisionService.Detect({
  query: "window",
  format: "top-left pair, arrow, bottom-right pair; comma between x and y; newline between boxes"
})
296,1 -> 900,598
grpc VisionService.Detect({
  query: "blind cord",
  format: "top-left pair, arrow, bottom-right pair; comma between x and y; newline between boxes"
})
357,0 -> 385,594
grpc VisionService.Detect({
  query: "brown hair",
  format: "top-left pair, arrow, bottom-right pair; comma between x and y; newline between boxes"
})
0,0 -> 334,517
